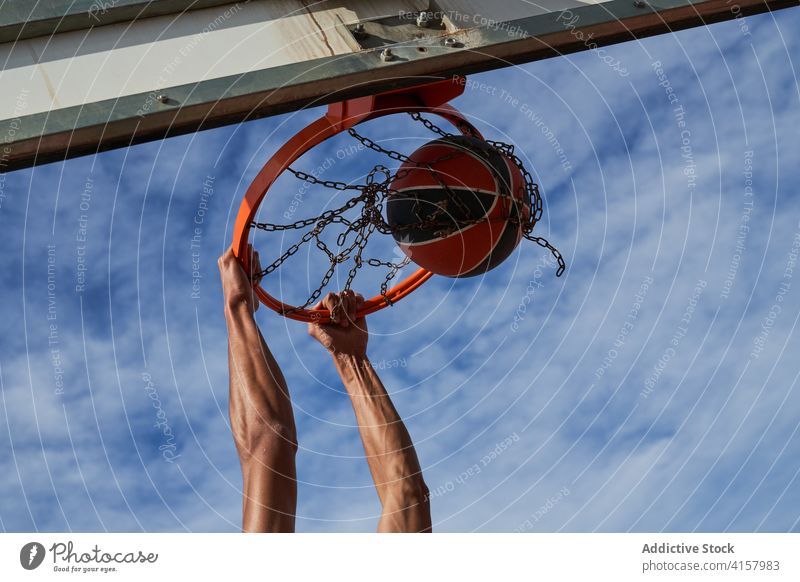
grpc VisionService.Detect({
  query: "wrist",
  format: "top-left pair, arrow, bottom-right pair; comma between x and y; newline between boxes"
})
332,352 -> 371,371
224,294 -> 254,316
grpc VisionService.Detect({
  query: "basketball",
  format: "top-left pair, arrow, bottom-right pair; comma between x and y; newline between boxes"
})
386,135 -> 530,278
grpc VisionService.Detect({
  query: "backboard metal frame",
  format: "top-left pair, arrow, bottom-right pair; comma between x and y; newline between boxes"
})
1,0 -> 796,172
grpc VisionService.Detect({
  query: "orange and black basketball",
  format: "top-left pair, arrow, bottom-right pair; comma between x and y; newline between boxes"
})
387,135 -> 530,278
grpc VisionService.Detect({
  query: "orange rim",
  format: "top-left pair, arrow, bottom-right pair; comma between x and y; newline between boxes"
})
232,77 -> 482,323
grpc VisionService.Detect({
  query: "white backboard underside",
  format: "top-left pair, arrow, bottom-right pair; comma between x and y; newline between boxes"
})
0,0 -> 793,170
1,0 -> 610,119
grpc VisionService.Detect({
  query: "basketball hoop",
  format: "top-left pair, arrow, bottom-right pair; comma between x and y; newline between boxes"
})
233,76 -> 564,324
233,77 -> 486,323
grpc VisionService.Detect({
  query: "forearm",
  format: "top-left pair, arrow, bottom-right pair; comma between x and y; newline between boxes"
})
224,300 -> 294,434
224,300 -> 297,532
334,353 -> 430,531
218,248 -> 298,532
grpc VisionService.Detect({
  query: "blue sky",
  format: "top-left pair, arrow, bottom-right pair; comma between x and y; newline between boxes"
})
1,8 -> 799,532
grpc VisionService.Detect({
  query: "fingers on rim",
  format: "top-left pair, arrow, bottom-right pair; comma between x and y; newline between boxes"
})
338,293 -> 354,327
323,292 -> 341,322
336,293 -> 351,327
296,290 -> 368,324
220,245 -> 236,264
244,244 -> 262,279
310,292 -> 342,325
349,293 -> 359,317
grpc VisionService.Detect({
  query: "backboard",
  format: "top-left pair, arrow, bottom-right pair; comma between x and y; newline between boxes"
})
1,0 -> 794,172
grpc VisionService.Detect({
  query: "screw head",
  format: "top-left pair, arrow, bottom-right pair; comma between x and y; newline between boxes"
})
443,37 -> 458,47
156,94 -> 169,103
380,48 -> 394,62
633,0 -> 647,7
353,23 -> 365,35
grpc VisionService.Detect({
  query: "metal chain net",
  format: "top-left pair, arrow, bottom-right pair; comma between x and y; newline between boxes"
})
251,113 -> 566,313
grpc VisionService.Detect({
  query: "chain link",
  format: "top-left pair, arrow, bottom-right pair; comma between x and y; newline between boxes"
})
286,167 -> 366,192
250,115 -> 565,311
524,233 -> 567,277
348,129 -> 413,164
409,112 -> 480,140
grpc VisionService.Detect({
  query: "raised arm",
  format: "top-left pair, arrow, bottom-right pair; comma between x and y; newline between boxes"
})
219,246 -> 297,532
308,291 -> 431,532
